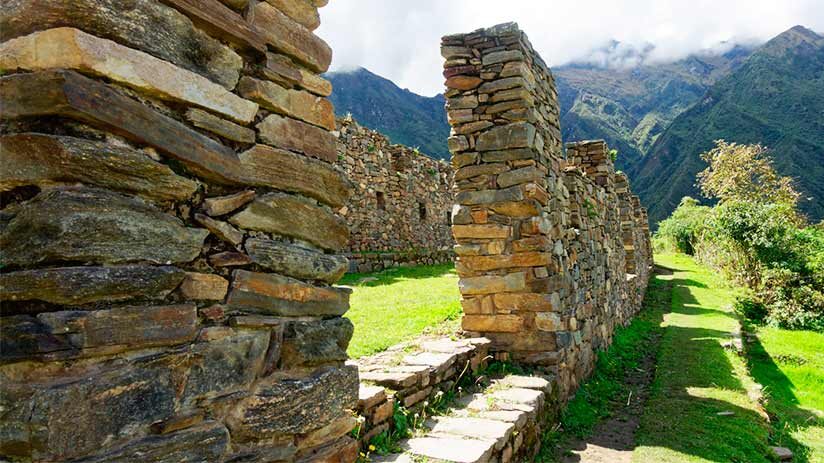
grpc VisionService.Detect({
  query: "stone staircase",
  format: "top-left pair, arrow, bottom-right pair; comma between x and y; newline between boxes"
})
368,372 -> 555,463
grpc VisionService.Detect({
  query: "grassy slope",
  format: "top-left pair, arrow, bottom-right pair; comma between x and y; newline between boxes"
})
746,325 -> 824,462
340,264 -> 461,358
634,253 -> 772,462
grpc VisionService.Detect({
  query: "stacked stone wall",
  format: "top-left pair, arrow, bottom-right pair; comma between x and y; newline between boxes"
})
336,116 -> 455,273
441,23 -> 653,398
0,1 -> 360,462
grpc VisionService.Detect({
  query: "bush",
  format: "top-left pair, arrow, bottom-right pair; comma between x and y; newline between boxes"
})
734,297 -> 768,323
655,197 -> 712,255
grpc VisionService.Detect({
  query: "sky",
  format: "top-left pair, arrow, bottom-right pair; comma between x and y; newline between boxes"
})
316,0 -> 824,96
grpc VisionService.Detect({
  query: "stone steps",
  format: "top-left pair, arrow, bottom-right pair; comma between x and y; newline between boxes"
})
371,373 -> 555,463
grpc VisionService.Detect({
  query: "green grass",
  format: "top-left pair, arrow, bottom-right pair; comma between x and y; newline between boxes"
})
634,253 -> 772,462
744,324 -> 824,462
340,264 -> 461,358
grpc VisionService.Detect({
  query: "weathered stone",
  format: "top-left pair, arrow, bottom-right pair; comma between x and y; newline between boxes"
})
445,75 -> 483,90
251,2 -> 332,72
149,411 -> 206,435
454,120 -> 494,135
0,265 -> 185,306
489,200 -> 542,217
441,46 -> 472,59
458,272 -> 526,295
228,365 -> 358,439
358,371 -> 417,389
79,423 -> 229,463
179,272 -> 229,300
281,318 -> 353,367
406,436 -> 494,463
448,135 -> 470,153
229,193 -> 348,251
0,134 -> 198,202
457,252 -> 549,272
0,0 -> 243,88
262,53 -> 332,97
218,0 -> 249,10
0,315 -> 72,363
452,224 -> 510,239
266,0 -> 320,30
209,251 -> 253,267
478,77 -> 529,94
298,435 -> 359,463
226,270 -> 351,316
296,68 -> 333,97
298,415 -> 357,452
181,328 -> 270,403
239,77 -> 334,130
770,446 -> 794,461
195,213 -> 244,246
0,70 -> 246,185
493,293 -> 554,312
463,315 -> 523,333
246,238 -> 348,283
454,163 -> 508,181
158,0 -> 267,53
186,108 -> 256,143
203,190 -> 256,216
0,188 -> 207,267
0,28 -> 258,123
456,185 -> 524,205
535,312 -> 563,331
497,166 -> 544,188
447,95 -> 479,110
428,416 -> 514,450
257,114 -> 337,162
358,385 -> 387,410
482,49 -> 524,65
240,144 -> 350,207
476,122 -> 536,151
225,441 -> 297,463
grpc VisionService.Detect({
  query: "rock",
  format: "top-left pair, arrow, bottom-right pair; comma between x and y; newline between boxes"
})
245,238 -> 348,283
262,53 -> 333,97
358,371 -> 418,390
463,315 -> 523,333
534,312 -> 562,331
251,2 -> 332,73
454,120 -> 494,135
447,95 -> 479,110
482,49 -> 524,65
185,108 -> 256,143
441,46 -> 473,59
178,272 -> 229,300
452,224 -> 510,239
0,27 -> 258,123
158,0 -> 267,53
297,435 -> 359,463
445,75 -> 483,90
458,272 -> 527,295
0,70 -> 246,185
456,185 -> 525,205
427,416 -> 514,450
497,166 -> 544,188
0,0 -> 243,88
454,163 -> 508,181
298,414 -> 357,450
195,213 -> 244,246
405,436 -> 494,463
78,422 -> 229,463
493,293 -> 555,312
448,135 -> 470,153
226,270 -> 351,316
266,0 -> 320,30
203,190 -> 256,216
0,187 -> 208,267
239,144 -> 350,207
209,251 -> 253,267
476,122 -> 536,151
0,315 -> 72,364
281,318 -> 353,367
238,77 -> 334,130
770,446 -> 794,461
0,134 -> 198,202
457,252 -> 549,272
478,77 -> 529,94
358,385 -> 387,410
256,114 -> 337,163
0,265 -> 185,306
229,193 -> 348,251
228,365 -> 358,439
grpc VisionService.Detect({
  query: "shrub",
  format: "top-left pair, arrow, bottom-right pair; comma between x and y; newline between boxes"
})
654,197 -> 712,254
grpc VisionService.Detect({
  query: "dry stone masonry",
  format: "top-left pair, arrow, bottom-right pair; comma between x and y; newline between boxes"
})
336,116 -> 455,272
442,23 -> 653,399
0,1 -> 361,462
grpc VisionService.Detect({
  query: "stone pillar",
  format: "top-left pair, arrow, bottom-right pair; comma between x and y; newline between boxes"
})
442,22 -> 564,362
0,1 -> 358,462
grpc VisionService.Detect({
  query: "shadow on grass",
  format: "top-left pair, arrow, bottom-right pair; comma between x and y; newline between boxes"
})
742,328 -> 822,463
339,262 -> 457,287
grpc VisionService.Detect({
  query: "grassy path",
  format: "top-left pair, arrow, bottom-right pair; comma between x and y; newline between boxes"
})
633,253 -> 772,462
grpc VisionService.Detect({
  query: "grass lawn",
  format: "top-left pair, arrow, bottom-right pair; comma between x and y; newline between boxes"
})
634,253 -> 773,462
745,324 -> 824,462
340,263 -> 461,358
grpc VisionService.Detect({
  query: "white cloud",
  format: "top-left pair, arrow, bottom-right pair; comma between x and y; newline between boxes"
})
316,0 -> 824,96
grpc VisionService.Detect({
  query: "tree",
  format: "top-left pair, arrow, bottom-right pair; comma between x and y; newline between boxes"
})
697,140 -> 800,207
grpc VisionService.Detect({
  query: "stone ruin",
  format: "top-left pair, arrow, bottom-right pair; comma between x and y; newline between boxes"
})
335,117 -> 455,273
0,0 -> 360,461
441,23 -> 653,398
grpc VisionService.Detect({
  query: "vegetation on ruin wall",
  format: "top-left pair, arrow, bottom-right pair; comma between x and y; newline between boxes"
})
340,264 -> 461,358
654,141 -> 824,331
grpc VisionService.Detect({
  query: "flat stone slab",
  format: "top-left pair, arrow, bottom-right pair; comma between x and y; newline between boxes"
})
358,384 -> 386,410
490,387 -> 544,407
496,375 -> 551,393
403,352 -> 456,370
427,417 -> 514,450
771,446 -> 794,461
405,436 -> 495,463
359,371 -> 417,390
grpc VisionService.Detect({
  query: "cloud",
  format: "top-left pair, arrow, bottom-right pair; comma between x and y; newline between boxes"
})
316,0 -> 824,96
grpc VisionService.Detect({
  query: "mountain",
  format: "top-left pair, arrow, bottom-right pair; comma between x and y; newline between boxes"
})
634,26 -> 824,225
325,68 -> 450,159
554,43 -> 753,171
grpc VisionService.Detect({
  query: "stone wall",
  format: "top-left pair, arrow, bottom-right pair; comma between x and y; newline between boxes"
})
441,23 -> 653,398
336,116 -> 454,273
0,1 -> 360,462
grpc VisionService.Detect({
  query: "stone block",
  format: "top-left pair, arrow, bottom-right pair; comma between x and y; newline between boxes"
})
209,251 -> 253,267
358,385 -> 386,410
452,224 -> 510,239
298,414 -> 356,451
228,365 -> 358,440
445,75 -> 483,90
195,213 -> 244,246
263,53 -> 333,96
482,49 -> 524,65
493,293 -> 555,312
462,315 -> 523,333
245,238 -> 348,283
405,436 -> 494,463
78,423 -> 229,463
185,108 -> 256,143
226,270 -> 351,316
179,272 -> 229,300
456,185 -> 524,205
458,272 -> 527,295
256,114 -> 337,162
266,0 -> 320,30
0,27 -> 258,123
203,190 -> 257,216
239,77 -> 334,130
476,122 -> 536,151
229,193 -> 348,251
281,318 -> 353,367
251,2 -> 332,72
497,166 -> 544,188
0,134 -> 197,202
457,252 -> 549,272
0,187 -> 207,267
0,265 -> 184,306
